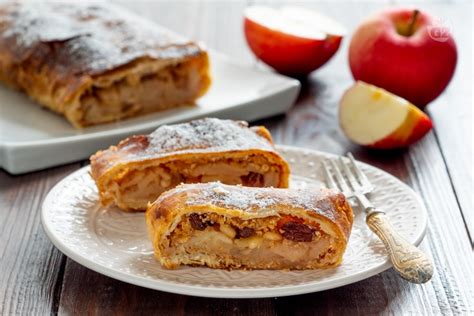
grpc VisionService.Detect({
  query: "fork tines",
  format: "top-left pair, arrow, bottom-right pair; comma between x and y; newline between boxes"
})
322,153 -> 372,196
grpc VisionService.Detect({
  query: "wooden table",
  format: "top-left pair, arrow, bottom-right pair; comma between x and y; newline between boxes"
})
1,1 -> 472,314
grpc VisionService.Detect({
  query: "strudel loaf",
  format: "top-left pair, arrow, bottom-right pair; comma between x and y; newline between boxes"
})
0,2 -> 211,127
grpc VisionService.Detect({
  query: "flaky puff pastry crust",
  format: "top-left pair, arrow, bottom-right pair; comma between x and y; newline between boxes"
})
146,182 -> 354,270
0,2 -> 211,127
90,118 -> 290,211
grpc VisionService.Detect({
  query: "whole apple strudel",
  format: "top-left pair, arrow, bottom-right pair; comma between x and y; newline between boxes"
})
90,118 -> 290,212
0,2 -> 211,127
146,182 -> 354,270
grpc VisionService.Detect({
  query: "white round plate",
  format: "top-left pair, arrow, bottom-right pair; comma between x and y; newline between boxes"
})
41,146 -> 427,298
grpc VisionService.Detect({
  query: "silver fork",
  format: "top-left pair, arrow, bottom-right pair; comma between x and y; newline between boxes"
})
322,153 -> 433,284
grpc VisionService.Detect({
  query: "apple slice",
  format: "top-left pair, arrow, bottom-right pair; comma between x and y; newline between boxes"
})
339,81 -> 433,149
244,6 -> 346,76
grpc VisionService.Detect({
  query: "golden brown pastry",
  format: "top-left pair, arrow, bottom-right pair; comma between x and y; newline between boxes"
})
146,182 -> 354,270
0,2 -> 211,128
90,118 -> 290,212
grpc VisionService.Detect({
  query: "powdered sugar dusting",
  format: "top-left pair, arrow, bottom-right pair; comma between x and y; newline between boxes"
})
190,182 -> 278,210
0,2 -> 201,74
146,118 -> 273,155
181,182 -> 340,221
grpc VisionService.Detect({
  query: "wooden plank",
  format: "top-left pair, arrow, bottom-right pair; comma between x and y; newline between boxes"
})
425,3 -> 473,242
0,165 -> 79,315
408,135 -> 473,314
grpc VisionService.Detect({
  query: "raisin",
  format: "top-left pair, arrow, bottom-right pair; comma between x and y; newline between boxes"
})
241,172 -> 264,187
237,227 -> 255,238
189,213 -> 206,231
212,222 -> 220,231
281,221 -> 314,242
276,215 -> 304,230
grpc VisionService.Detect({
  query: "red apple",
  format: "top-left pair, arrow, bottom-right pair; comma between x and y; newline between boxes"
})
339,81 -> 433,149
349,8 -> 457,107
244,6 -> 346,76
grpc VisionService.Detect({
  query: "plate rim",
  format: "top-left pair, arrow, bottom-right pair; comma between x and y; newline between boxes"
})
41,145 -> 428,298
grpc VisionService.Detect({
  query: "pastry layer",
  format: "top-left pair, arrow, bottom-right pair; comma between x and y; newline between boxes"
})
146,182 -> 354,270
0,2 -> 211,128
90,119 -> 290,211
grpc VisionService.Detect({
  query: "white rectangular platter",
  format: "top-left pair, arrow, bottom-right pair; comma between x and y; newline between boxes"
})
0,52 -> 300,174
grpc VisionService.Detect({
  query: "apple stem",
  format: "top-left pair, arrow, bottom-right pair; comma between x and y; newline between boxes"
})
407,9 -> 420,36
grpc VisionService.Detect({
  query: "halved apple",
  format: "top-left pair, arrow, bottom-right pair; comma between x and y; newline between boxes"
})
244,6 -> 346,76
339,81 -> 433,149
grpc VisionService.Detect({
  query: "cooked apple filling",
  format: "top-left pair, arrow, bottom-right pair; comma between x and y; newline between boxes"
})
79,58 -> 208,126
106,156 -> 284,211
161,212 -> 340,270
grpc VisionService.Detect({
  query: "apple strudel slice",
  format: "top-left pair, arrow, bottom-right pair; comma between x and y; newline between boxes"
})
146,182 -> 354,270
90,118 -> 290,212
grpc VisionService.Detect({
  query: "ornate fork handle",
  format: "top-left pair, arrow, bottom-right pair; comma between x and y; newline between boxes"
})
366,211 -> 433,283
